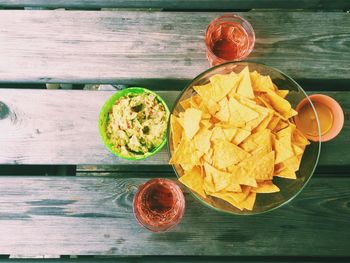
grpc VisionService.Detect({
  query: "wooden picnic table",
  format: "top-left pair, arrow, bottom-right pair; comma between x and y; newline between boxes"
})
0,1 -> 349,261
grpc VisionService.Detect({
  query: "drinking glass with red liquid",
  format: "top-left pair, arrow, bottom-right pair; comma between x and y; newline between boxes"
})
133,178 -> 185,232
205,14 -> 255,66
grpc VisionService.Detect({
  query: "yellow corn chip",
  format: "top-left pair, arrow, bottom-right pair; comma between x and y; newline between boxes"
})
213,140 -> 250,169
265,89 -> 292,118
283,155 -> 301,171
193,128 -> 212,153
222,127 -> 237,141
236,66 -> 254,99
170,115 -> 183,150
206,99 -> 220,116
169,137 -> 203,171
203,148 -> 213,164
275,167 -> 297,179
274,135 -> 294,164
267,116 -> 280,130
183,108 -> 202,139
211,126 -> 226,142
250,71 -> 275,92
228,97 -> 259,127
254,181 -> 280,193
209,72 -> 240,102
215,97 -> 230,122
277,90 -> 289,98
193,83 -> 212,102
227,164 -> 257,187
292,128 -> 310,146
203,172 -> 216,194
232,128 -> 251,145
210,192 -> 244,211
238,151 -> 275,180
240,192 -> 256,211
179,166 -> 207,199
273,119 -> 289,132
240,129 -> 272,153
204,162 -> 241,192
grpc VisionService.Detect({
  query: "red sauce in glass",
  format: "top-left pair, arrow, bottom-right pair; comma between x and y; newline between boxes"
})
133,179 -> 185,232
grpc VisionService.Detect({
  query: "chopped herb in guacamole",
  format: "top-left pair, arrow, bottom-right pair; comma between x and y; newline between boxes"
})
106,92 -> 168,158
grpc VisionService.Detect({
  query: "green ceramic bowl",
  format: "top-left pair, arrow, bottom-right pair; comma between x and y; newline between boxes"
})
99,87 -> 170,160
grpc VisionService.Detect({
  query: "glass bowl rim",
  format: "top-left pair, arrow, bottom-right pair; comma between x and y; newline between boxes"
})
167,60 -> 321,215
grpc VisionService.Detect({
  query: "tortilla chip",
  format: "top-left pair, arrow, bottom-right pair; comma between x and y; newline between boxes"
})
254,181 -> 280,193
204,162 -> 241,192
209,72 -> 240,102
206,99 -> 220,116
215,97 -> 230,122
213,140 -> 250,169
170,115 -> 183,150
277,90 -> 289,98
292,144 -> 304,156
292,128 -> 310,146
267,116 -> 280,130
250,71 -> 275,92
193,128 -> 212,153
203,171 -> 216,194
283,155 -> 301,171
227,164 -> 257,187
236,66 -> 254,99
240,192 -> 256,211
265,89 -> 293,119
169,137 -> 203,171
211,126 -> 226,142
210,192 -> 244,211
179,166 -> 207,199
275,167 -> 297,179
228,97 -> 259,127
193,83 -> 212,103
203,148 -> 213,164
273,119 -> 289,132
183,108 -> 202,139
238,151 -> 275,180
232,128 -> 251,145
222,127 -> 237,141
240,129 -> 272,153
238,96 -> 270,131
274,135 -> 294,164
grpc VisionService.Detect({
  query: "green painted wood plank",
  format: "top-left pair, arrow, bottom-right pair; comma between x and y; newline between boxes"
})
0,89 -> 347,166
0,176 -> 347,256
0,0 -> 349,9
0,11 -> 349,83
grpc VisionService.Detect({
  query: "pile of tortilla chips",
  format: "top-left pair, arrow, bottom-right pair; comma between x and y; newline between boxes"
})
169,66 -> 310,211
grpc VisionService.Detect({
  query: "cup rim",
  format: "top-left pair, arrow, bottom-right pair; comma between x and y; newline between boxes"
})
205,13 -> 256,64
133,178 -> 185,232
295,94 -> 344,142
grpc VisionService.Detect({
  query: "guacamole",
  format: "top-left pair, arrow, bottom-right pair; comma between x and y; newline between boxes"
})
106,92 -> 168,158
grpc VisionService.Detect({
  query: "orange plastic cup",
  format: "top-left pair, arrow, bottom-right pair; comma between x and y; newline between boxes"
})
295,94 -> 344,142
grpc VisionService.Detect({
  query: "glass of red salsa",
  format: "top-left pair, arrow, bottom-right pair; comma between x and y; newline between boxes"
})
205,14 -> 255,66
133,178 -> 185,232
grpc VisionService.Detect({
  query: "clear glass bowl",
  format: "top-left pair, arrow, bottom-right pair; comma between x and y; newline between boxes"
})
168,61 -> 321,215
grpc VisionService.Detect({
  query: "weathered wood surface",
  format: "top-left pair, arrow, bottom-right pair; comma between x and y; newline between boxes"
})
3,259 -> 346,263
0,89 -> 347,166
0,11 -> 350,83
0,176 -> 347,256
1,0 -> 349,9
